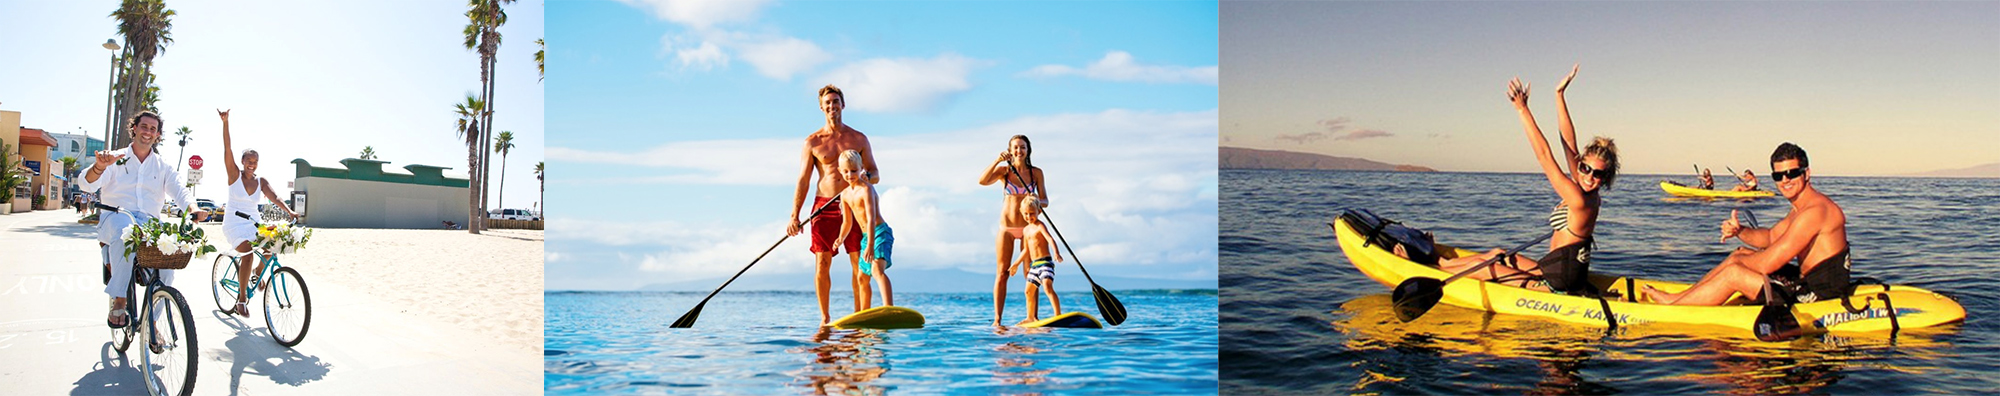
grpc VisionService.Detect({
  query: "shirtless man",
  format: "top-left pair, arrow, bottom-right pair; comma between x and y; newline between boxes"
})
1644,143 -> 1848,306
785,84 -> 881,325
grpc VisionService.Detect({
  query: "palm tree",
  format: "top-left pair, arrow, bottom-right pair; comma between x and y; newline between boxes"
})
535,38 -> 544,81
359,146 -> 378,160
493,131 -> 515,211
109,0 -> 175,149
534,161 -> 543,216
173,125 -> 192,169
453,94 -> 487,234
465,0 -> 515,233
59,157 -> 81,180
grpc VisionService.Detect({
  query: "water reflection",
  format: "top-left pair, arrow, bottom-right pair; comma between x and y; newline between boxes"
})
790,327 -> 889,395
991,326 -> 1057,386
1332,294 -> 1956,394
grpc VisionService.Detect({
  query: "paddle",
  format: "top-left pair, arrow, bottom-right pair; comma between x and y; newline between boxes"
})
1729,209 -> 1806,341
670,197 -> 840,329
1003,159 -> 1128,326
1391,231 -> 1554,322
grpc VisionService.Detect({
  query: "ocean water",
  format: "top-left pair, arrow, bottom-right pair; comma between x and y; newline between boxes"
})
1221,169 -> 1999,394
545,290 -> 1217,394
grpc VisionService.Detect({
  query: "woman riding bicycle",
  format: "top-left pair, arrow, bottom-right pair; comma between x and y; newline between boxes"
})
217,109 -> 301,317
78,110 -> 208,328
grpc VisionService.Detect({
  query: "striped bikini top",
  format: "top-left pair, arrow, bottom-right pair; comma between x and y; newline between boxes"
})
1548,204 -> 1594,264
1548,204 -> 1587,239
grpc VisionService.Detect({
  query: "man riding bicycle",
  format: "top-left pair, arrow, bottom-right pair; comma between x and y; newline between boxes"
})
78,110 -> 209,328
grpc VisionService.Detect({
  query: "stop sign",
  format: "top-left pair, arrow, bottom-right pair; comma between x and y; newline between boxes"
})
189,155 -> 204,170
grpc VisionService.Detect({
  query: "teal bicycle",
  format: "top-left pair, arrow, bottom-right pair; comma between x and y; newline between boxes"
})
209,215 -> 313,347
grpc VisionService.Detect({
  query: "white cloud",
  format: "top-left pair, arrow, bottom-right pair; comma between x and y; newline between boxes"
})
617,0 -> 772,30
546,109 -> 1219,280
1022,51 -> 1218,85
674,41 -> 728,71
547,138 -> 796,185
813,54 -> 981,113
737,36 -> 831,80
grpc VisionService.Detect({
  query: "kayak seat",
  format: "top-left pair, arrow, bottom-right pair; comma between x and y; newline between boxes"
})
1340,209 -> 1440,266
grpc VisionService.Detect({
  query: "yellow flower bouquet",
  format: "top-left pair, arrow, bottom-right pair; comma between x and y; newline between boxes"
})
255,221 -> 314,254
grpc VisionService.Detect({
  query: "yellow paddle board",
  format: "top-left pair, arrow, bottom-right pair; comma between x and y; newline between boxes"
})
1020,312 -> 1104,329
829,306 -> 925,329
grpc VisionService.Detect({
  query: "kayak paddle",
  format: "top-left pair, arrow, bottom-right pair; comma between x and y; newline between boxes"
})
670,197 -> 840,328
1729,208 -> 1806,341
1003,160 -> 1128,326
1390,231 -> 1554,322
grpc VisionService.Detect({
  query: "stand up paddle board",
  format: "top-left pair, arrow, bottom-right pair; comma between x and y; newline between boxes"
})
829,306 -> 926,329
1020,312 -> 1103,329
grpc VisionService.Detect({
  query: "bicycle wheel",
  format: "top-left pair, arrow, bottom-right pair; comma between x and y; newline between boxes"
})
263,267 -> 312,347
210,254 -> 240,313
139,286 -> 199,396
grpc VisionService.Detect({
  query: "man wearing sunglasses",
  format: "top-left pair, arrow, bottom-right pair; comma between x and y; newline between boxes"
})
1643,142 -> 1849,305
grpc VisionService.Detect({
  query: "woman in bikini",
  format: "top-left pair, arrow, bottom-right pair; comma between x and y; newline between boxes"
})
978,135 -> 1048,326
1438,65 -> 1620,295
217,109 -> 300,316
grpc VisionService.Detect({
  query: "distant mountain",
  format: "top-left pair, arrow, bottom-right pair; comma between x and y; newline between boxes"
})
1220,146 -> 1435,172
1907,162 -> 2000,178
634,267 -> 1215,293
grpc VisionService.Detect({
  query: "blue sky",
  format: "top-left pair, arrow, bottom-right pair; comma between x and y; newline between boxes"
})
544,0 -> 1219,290
0,0 -> 543,210
1222,1 -> 2000,176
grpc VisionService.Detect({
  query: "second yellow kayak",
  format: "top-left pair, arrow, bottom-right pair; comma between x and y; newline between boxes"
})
1660,180 -> 1775,198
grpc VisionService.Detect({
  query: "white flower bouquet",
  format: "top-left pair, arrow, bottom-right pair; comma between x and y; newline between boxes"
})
122,214 -> 217,269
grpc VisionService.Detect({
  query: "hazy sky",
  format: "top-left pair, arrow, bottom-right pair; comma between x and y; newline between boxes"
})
544,0 -> 1219,290
0,0 -> 544,209
1222,1 -> 2000,176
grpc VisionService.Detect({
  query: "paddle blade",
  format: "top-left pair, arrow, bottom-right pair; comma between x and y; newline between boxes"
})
670,302 -> 705,329
1753,303 -> 1804,342
1391,277 -> 1446,322
1091,284 -> 1128,326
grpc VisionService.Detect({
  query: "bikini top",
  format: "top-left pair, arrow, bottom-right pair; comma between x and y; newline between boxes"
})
1003,173 -> 1037,195
1548,204 -> 1588,239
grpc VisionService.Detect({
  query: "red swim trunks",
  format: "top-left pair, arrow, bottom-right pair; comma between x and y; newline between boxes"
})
809,196 -> 863,254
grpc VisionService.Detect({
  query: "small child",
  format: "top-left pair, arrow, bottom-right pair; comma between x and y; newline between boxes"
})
834,149 -> 894,308
1011,199 -> 1062,323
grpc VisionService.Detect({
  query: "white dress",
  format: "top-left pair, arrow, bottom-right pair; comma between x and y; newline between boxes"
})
223,175 -> 264,251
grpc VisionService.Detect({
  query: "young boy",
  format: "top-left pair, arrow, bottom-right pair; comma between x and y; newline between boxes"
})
1011,199 -> 1063,323
833,149 -> 895,309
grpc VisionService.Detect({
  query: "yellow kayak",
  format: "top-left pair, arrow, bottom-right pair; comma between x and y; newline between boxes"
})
1660,180 -> 1775,198
1020,312 -> 1104,329
1333,214 -> 1964,338
828,306 -> 926,329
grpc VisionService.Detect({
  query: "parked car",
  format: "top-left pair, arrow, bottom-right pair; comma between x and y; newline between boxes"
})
489,208 -> 540,221
194,199 -> 221,223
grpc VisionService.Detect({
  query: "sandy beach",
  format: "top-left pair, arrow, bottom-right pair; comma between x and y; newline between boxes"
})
234,225 -> 545,353
0,209 -> 542,394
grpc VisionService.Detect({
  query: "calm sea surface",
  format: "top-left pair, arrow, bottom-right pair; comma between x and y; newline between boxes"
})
1221,169 -> 1999,394
545,290 -> 1217,395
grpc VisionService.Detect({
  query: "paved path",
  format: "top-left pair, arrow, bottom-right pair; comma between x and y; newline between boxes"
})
0,210 -> 538,395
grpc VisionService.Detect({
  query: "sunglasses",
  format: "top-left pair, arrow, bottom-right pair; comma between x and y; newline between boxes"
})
1771,167 -> 1807,183
1577,163 -> 1613,181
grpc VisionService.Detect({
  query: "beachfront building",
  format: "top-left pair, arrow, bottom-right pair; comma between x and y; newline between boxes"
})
3,111 -> 66,212
44,130 -> 103,203
46,130 -> 106,165
290,158 -> 470,229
